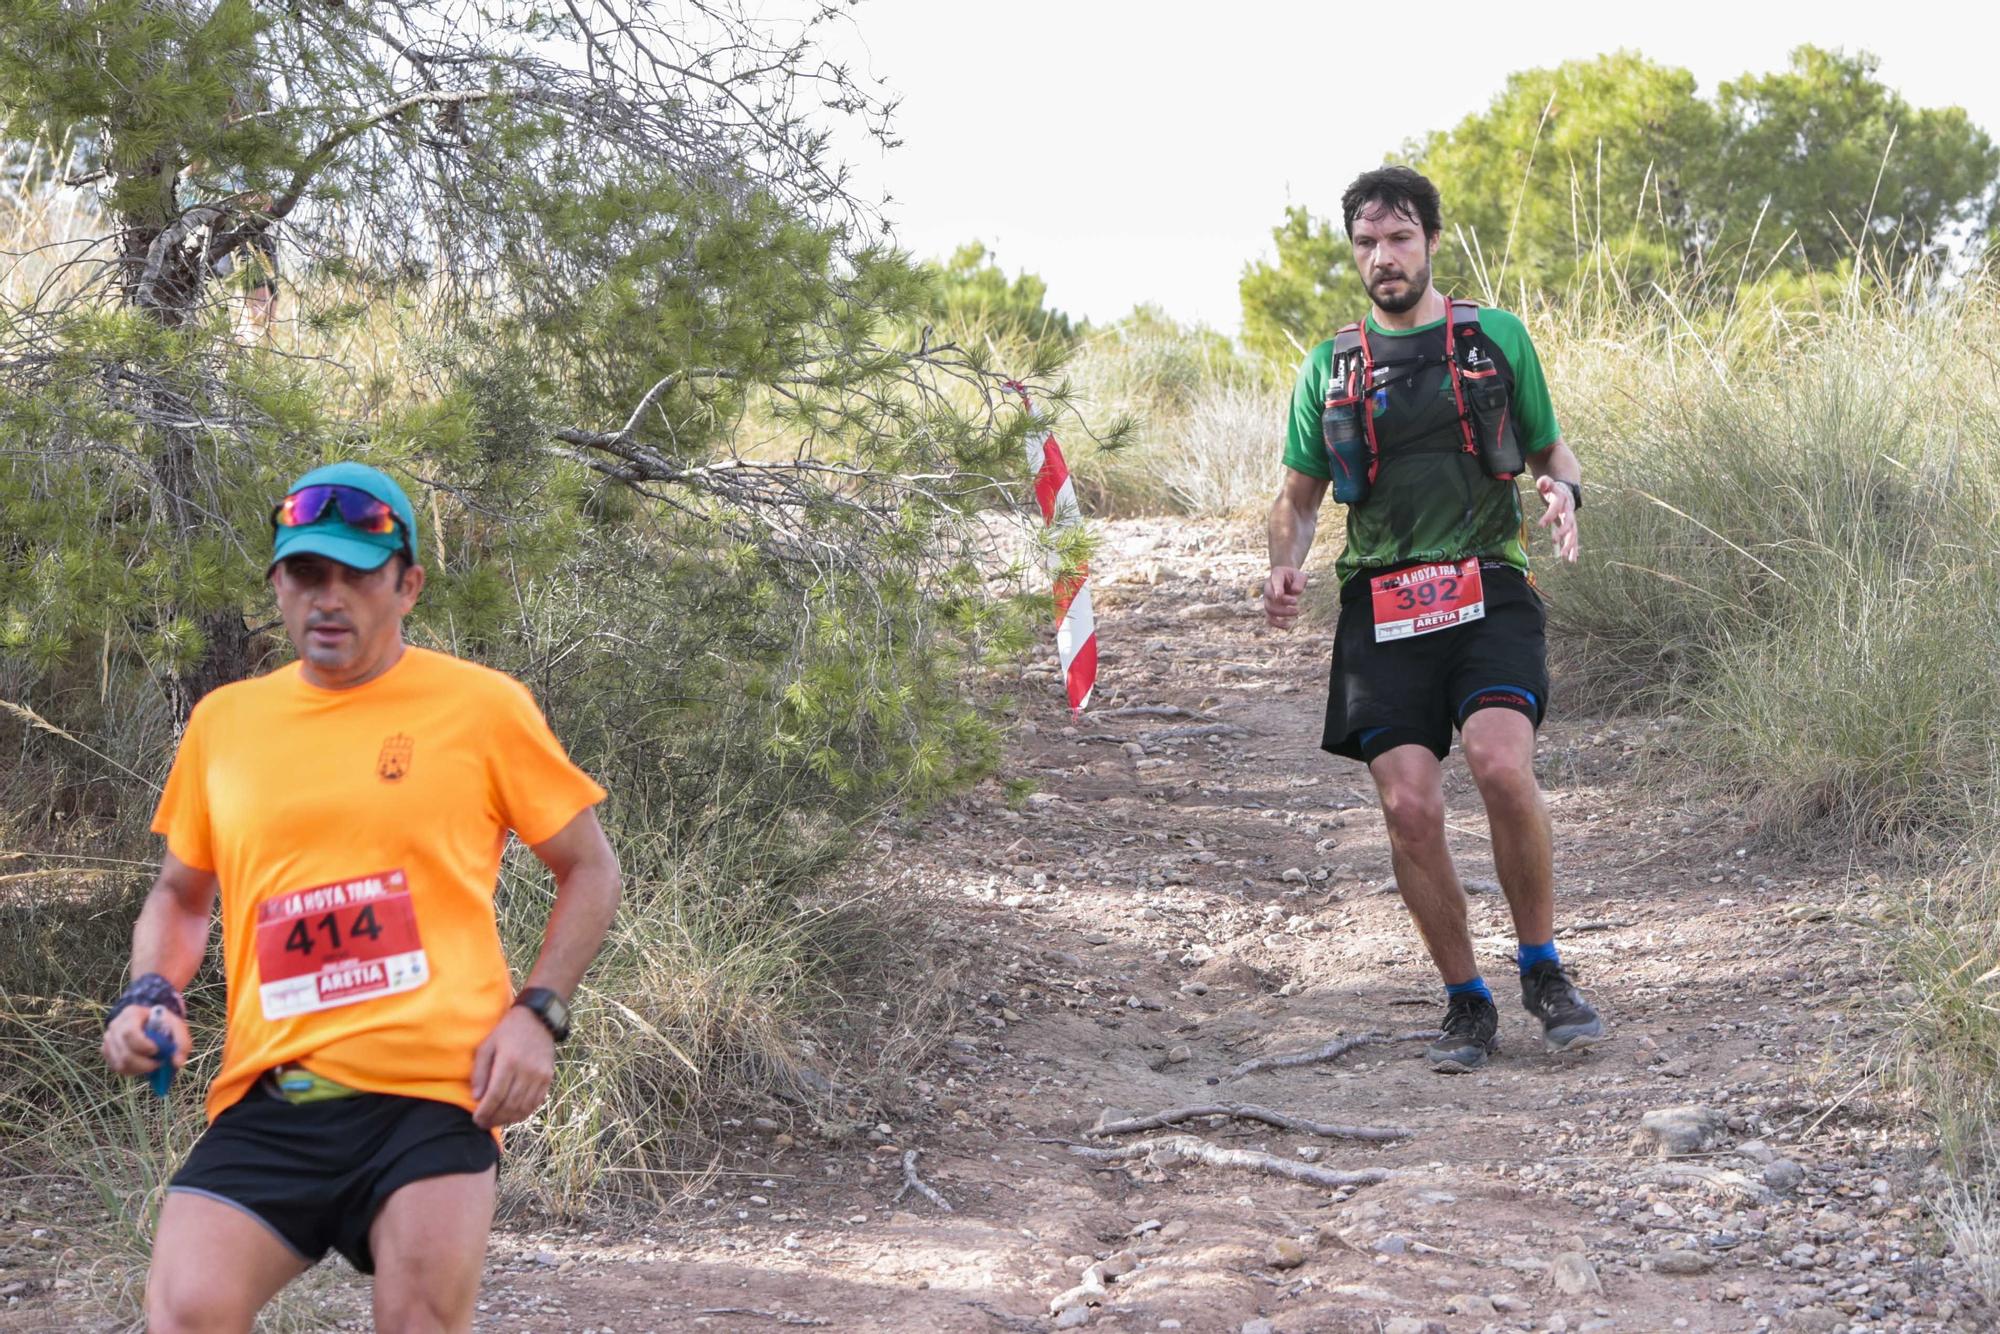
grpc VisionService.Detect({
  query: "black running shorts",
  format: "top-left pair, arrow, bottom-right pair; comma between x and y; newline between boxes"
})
167,1080 -> 499,1274
1321,559 -> 1549,764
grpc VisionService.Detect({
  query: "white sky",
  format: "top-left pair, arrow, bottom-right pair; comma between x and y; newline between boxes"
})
806,0 -> 2000,332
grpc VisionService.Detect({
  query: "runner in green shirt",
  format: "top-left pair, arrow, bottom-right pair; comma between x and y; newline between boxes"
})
1262,165 -> 1606,1073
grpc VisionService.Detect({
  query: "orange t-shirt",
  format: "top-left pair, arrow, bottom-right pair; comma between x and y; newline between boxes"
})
151,646 -> 607,1122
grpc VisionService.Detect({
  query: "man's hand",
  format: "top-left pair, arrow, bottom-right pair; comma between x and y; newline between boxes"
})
1535,477 -> 1580,564
471,1005 -> 557,1130
102,1004 -> 190,1080
1264,567 -> 1309,629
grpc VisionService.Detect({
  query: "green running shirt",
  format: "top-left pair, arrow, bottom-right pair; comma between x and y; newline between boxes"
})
1280,305 -> 1561,585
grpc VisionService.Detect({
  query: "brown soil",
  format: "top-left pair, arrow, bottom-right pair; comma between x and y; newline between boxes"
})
4,519 -> 1980,1334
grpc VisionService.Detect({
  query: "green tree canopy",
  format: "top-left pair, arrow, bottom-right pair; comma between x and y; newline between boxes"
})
1240,46 -> 1999,354
928,241 -> 1077,345
1238,205 -> 1357,369
1714,47 -> 1999,273
0,1 -> 1062,806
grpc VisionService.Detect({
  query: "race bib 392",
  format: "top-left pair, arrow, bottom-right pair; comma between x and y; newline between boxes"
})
255,870 -> 429,1020
1371,558 -> 1486,643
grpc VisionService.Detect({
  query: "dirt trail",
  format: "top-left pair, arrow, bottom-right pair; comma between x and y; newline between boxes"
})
8,520 -> 1980,1334
449,519 -> 1972,1334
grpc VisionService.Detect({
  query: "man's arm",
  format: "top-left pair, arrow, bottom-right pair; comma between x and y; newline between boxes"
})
1525,437 -> 1581,564
1265,468 -> 1330,629
101,852 -> 217,1078
470,806 -> 622,1130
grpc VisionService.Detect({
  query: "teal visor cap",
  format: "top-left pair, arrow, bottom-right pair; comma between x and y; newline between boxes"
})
270,462 -> 420,572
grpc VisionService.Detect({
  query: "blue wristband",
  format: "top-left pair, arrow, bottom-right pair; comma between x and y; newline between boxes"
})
105,972 -> 185,1031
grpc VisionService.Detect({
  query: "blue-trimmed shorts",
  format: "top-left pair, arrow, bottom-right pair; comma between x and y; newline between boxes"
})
1321,560 -> 1549,764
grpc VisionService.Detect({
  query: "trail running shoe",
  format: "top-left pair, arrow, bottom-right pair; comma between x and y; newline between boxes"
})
1521,959 -> 1608,1052
1426,992 -> 1500,1073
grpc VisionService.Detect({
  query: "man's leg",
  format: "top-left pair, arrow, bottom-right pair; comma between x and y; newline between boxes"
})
1460,705 -> 1606,1051
1368,742 -> 1475,982
369,1167 -> 497,1334
1458,708 -> 1553,944
147,1190 -> 310,1333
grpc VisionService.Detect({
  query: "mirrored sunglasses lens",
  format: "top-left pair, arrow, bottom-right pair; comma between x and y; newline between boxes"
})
275,484 -> 397,535
329,488 -> 398,534
275,485 -> 337,527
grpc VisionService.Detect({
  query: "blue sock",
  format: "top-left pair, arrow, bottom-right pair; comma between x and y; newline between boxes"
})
1517,939 -> 1560,975
1445,976 -> 1492,1003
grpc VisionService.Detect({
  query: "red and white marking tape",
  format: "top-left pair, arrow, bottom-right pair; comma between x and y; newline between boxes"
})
1012,384 -> 1097,713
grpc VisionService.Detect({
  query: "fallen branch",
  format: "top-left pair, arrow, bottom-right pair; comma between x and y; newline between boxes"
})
892,1148 -> 952,1212
1219,1029 -> 1437,1083
1062,1135 -> 1390,1189
1140,723 -> 1249,743
1094,705 -> 1215,721
694,1310 -> 830,1327
1086,1103 -> 1412,1142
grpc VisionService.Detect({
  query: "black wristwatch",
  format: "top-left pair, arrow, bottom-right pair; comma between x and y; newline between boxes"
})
1554,479 -> 1582,512
514,987 -> 571,1043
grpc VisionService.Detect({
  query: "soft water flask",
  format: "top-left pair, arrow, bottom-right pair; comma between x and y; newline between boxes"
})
1321,364 -> 1371,505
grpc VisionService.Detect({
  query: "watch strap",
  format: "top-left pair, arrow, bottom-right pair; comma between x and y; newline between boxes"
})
514,986 -> 570,1042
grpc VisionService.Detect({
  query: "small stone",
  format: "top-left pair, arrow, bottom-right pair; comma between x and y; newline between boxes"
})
1179,982 -> 1209,996
1444,1293 -> 1497,1316
1653,1251 -> 1712,1276
1551,1251 -> 1603,1296
1637,1105 -> 1725,1157
1763,1158 -> 1807,1193
1267,1237 -> 1307,1269
1280,867 -> 1308,883
1373,1232 -> 1410,1255
1159,1220 -> 1190,1242
533,1250 -> 561,1266
749,1116 -> 782,1136
1735,1138 -> 1775,1164
1295,1145 -> 1323,1163
1382,1320 -> 1446,1334
1491,1293 -> 1530,1312
1165,1045 -> 1192,1065
1241,1321 -> 1275,1334
1054,1305 -> 1091,1329
1783,1309 -> 1845,1332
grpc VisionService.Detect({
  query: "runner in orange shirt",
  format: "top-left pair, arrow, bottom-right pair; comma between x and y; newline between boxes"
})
100,461 -> 623,1333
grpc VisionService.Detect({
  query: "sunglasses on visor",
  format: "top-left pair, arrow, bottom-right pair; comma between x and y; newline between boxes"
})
271,484 -> 401,537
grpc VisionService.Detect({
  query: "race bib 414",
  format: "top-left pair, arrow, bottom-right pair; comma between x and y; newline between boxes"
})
255,870 -> 429,1020
1371,558 -> 1486,643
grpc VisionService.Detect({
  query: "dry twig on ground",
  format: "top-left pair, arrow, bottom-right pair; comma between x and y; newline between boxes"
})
1140,723 -> 1249,743
1219,1029 -> 1438,1082
892,1148 -> 952,1212
1093,705 -> 1215,721
1086,1103 -> 1412,1141
1061,1135 -> 1391,1189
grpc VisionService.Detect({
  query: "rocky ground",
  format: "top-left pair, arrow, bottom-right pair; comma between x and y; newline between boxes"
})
4,518 -> 1985,1333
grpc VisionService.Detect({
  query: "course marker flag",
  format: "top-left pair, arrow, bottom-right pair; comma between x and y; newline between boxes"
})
1011,383 -> 1097,713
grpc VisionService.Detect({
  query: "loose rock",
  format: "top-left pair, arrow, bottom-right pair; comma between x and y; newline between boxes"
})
1637,1105 -> 1725,1157
1266,1238 -> 1307,1270
1652,1250 -> 1713,1276
1551,1251 -> 1603,1296
1763,1157 -> 1807,1193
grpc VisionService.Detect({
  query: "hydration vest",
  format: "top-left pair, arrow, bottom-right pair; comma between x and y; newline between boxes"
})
1321,298 -> 1524,504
